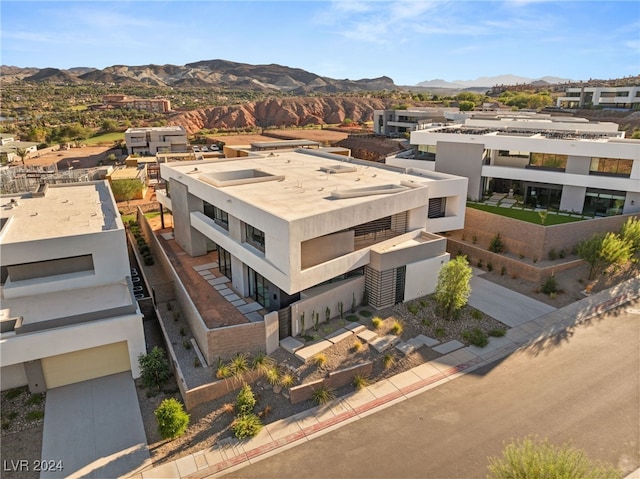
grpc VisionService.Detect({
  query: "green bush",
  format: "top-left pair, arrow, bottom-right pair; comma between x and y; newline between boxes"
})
488,327 -> 507,337
231,413 -> 263,439
358,310 -> 372,317
26,410 -> 44,421
154,398 -> 189,440
235,384 -> 256,415
4,387 -> 24,400
407,303 -> 420,315
138,347 -> 171,392
462,328 -> 489,347
390,320 -> 403,336
352,374 -> 370,391
541,276 -> 558,296
488,233 -> 505,253
548,248 -> 558,261
371,317 -> 383,330
487,436 -> 621,479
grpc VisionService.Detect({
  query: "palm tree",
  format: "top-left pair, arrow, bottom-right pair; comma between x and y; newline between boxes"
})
14,147 -> 29,165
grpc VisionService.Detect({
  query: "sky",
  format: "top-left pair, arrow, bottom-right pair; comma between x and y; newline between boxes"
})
1,0 -> 638,86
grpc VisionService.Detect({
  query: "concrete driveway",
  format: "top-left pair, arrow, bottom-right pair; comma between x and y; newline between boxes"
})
41,372 -> 150,479
468,269 -> 557,327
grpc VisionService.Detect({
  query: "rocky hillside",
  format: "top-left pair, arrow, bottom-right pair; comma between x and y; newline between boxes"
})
168,97 -> 400,134
1,59 -> 396,93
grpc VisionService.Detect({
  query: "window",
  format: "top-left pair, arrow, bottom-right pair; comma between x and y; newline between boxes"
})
590,157 -> 633,177
529,153 -> 567,170
203,201 -> 229,230
245,224 -> 265,252
417,145 -> 437,161
583,189 -> 625,217
428,197 -> 446,218
218,246 -> 232,280
248,268 -> 270,309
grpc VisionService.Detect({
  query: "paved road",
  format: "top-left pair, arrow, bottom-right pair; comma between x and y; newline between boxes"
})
222,300 -> 640,479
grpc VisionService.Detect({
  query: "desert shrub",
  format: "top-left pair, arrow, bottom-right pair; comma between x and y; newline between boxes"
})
251,352 -> 272,374
487,436 -> 620,479
235,384 -> 256,415
371,317 -> 383,330
548,248 -> 558,261
193,357 -> 201,368
264,365 -> 280,386
230,353 -> 249,377
231,413 -> 263,440
358,310 -> 372,318
345,314 -> 358,322
500,266 -> 507,276
154,398 -> 189,440
182,340 -> 191,350
352,374 -> 370,391
390,320 -> 404,335
435,327 -> 446,338
352,339 -> 364,352
462,328 -> 489,347
421,318 -> 432,327
488,233 -> 505,253
383,353 -> 396,369
279,372 -> 295,388
487,262 -> 493,272
314,353 -> 328,368
26,393 -> 45,406
471,309 -> 483,320
407,303 -> 420,315
541,276 -> 558,296
179,327 -> 186,336
312,385 -> 335,405
4,388 -> 24,400
216,363 -> 232,380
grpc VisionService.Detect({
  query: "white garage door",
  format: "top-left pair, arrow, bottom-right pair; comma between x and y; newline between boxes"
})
42,341 -> 131,389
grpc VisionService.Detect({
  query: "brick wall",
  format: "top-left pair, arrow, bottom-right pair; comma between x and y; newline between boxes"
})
183,370 -> 262,411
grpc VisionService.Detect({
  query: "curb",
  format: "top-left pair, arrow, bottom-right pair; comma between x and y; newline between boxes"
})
133,276 -> 640,479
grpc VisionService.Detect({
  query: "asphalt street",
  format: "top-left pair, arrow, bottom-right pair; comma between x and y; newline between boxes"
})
221,299 -> 640,479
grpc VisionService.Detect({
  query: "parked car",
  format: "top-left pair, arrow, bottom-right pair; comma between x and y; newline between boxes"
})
210,145 -> 219,151
192,146 -> 200,152
201,146 -> 209,152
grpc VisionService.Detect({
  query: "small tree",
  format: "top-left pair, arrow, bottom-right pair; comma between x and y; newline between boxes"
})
435,256 -> 473,320
620,216 -> 640,258
487,436 -> 620,479
538,210 -> 548,225
235,384 -> 256,415
154,398 -> 189,440
488,233 -> 505,253
577,232 -> 632,280
138,346 -> 171,392
14,147 -> 29,165
458,100 -> 475,111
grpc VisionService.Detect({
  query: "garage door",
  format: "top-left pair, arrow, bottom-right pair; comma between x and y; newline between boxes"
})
42,342 -> 131,389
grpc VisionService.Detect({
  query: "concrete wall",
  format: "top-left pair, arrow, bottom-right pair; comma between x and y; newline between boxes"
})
405,253 -> 450,301
291,276 -> 365,337
0,363 -> 27,391
207,322 -> 266,360
434,142 -> 485,200
289,362 -> 373,404
301,231 -> 354,269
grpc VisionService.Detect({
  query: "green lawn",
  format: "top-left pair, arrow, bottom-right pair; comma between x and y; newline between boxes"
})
121,211 -> 162,223
84,132 -> 124,145
467,202 -> 587,225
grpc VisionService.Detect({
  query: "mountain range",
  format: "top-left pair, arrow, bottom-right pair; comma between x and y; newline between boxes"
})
1,60 -> 573,93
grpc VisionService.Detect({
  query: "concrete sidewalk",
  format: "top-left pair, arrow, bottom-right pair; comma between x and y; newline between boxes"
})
132,276 -> 640,479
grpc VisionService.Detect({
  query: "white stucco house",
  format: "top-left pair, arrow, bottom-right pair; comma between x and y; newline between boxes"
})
388,113 -> 640,217
0,181 -> 146,392
156,148 -> 467,336
125,126 -> 188,156
556,85 -> 640,109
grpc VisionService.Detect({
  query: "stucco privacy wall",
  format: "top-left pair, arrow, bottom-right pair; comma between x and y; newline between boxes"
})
462,208 -> 639,260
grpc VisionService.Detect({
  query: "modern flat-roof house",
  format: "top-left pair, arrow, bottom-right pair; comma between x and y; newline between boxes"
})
555,85 -> 640,109
103,94 -> 171,113
125,126 -> 188,156
373,108 -> 460,137
387,114 -> 640,217
0,182 -> 145,392
156,148 -> 467,327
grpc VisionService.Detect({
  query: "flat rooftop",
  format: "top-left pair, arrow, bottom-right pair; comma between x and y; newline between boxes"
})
0,182 -> 120,244
163,149 -> 453,220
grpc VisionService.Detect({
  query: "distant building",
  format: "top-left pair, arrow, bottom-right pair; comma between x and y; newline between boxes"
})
125,126 -> 188,156
373,108 -> 459,137
103,94 -> 171,113
387,113 -> 640,216
0,182 -> 145,392
556,86 -> 640,109
0,134 -> 39,164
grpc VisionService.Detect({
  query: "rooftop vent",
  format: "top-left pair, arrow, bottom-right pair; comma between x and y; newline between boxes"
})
320,165 -> 358,174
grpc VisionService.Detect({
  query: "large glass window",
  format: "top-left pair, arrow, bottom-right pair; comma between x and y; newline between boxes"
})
218,246 -> 232,280
589,157 -> 633,177
428,197 -> 446,218
248,268 -> 270,309
583,189 -> 626,217
203,201 -> 229,230
529,153 -> 567,170
245,224 -> 265,252
525,184 -> 562,210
